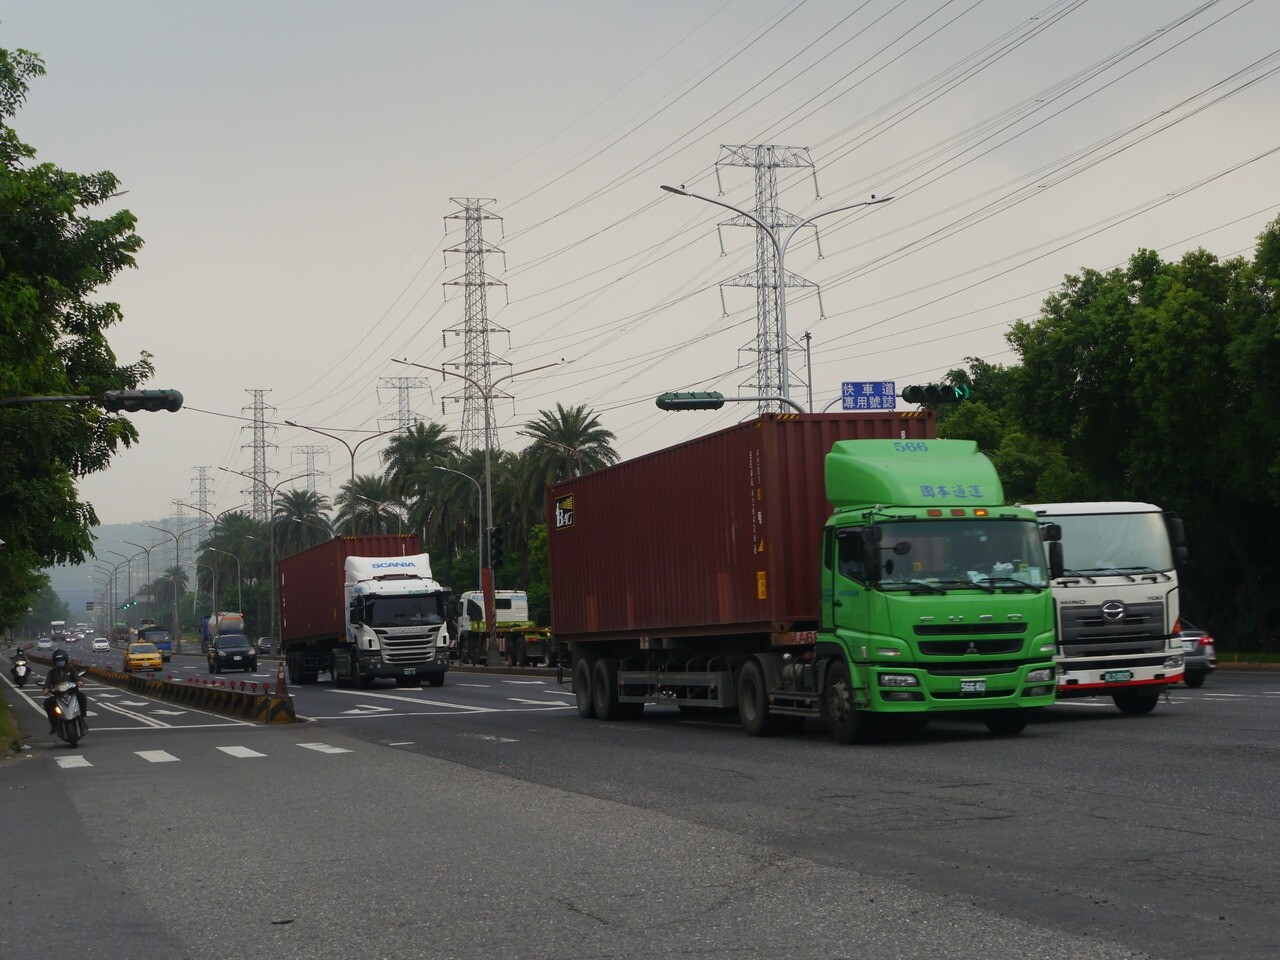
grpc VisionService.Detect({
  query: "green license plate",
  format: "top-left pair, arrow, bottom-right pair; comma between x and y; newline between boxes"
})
960,679 -> 987,694
1102,670 -> 1133,683
404,667 -> 416,676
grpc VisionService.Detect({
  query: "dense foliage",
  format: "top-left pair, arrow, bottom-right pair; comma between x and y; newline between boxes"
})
0,48 -> 151,628
936,217 -> 1280,650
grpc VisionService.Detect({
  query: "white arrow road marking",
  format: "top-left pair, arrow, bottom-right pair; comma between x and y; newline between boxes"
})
341,705 -> 394,715
136,750 -> 180,763
218,746 -> 267,758
507,698 -> 575,707
324,688 -> 493,712
298,742 -> 352,754
57,756 -> 93,769
118,700 -> 149,707
95,700 -> 168,727
152,710 -> 187,716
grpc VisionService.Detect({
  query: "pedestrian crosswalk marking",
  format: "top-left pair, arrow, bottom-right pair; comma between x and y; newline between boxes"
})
136,750 -> 180,763
298,742 -> 352,754
56,756 -> 93,769
218,746 -> 267,758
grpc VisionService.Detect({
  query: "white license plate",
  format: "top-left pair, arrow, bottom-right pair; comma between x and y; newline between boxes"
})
232,655 -> 242,661
960,679 -> 986,694
1102,670 -> 1133,682
1181,640 -> 1195,651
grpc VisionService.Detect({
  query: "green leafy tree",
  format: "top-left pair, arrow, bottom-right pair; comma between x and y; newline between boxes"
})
334,474 -> 402,535
0,48 -> 153,627
273,488 -> 332,558
381,421 -> 459,501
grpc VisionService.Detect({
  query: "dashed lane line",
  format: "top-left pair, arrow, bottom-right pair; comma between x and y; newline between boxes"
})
298,742 -> 352,754
136,750 -> 180,763
217,746 -> 267,758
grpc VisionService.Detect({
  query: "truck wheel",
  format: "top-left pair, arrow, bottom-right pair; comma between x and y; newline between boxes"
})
1184,673 -> 1205,688
1112,689 -> 1159,715
824,661 -> 875,744
738,659 -> 782,737
985,710 -> 1029,736
426,673 -> 445,688
573,658 -> 596,719
286,652 -> 301,685
592,658 -> 625,721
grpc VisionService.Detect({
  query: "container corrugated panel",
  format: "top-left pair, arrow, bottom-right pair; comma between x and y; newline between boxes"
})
278,534 -> 420,644
546,413 -> 936,643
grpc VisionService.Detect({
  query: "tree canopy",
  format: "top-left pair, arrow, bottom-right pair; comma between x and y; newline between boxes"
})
0,47 -> 151,627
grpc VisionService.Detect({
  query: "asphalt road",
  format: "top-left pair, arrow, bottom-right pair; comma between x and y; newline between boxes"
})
3,652 -> 1276,960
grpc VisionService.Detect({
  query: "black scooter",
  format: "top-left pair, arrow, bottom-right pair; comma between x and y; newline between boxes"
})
10,652 -> 32,688
48,670 -> 89,748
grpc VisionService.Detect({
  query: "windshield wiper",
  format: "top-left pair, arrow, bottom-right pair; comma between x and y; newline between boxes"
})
1075,567 -> 1136,582
1058,568 -> 1097,583
880,580 -> 945,594
978,576 -> 1037,591
931,577 -> 996,593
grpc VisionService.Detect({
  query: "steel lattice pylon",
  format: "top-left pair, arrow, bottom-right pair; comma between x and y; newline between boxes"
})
292,445 -> 329,493
716,145 -> 821,413
241,389 -> 277,522
443,198 -> 508,452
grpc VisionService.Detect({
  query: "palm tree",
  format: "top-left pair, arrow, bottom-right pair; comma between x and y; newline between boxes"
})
335,474 -> 403,535
273,487 -> 332,557
382,421 -> 460,501
518,403 -> 619,526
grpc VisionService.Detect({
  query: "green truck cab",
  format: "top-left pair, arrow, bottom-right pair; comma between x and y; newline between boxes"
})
815,439 -> 1061,741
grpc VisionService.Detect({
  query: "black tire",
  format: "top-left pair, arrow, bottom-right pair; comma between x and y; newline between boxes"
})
592,658 -> 624,721
426,673 -> 445,688
738,658 -> 781,737
213,660 -> 221,674
286,652 -> 301,685
985,710 -> 1029,736
824,660 -> 876,744
245,664 -> 253,673
1113,689 -> 1160,715
1184,672 -> 1206,689
573,657 -> 595,719
395,675 -> 416,688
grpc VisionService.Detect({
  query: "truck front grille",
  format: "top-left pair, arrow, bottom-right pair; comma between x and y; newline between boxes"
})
918,639 -> 1024,656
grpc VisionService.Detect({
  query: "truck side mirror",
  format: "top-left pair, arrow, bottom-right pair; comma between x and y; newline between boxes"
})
446,599 -> 460,620
1040,522 -> 1062,543
1048,541 -> 1064,580
348,601 -> 362,626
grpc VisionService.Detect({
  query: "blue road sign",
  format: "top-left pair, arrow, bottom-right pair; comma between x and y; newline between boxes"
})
841,381 -> 896,411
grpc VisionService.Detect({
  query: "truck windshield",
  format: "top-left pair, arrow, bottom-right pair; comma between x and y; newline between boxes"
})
1046,511 -> 1173,573
366,594 -> 446,627
874,519 -> 1047,590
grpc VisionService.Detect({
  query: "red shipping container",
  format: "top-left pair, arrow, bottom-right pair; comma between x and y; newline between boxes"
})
546,413 -> 936,645
278,534 -> 420,645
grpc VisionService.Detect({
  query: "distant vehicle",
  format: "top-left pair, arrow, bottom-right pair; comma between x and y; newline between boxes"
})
65,633 -> 79,644
123,642 -> 163,673
208,634 -> 257,673
137,627 -> 173,662
256,637 -> 274,655
91,638 -> 110,652
37,637 -> 54,651
1177,621 -> 1217,688
200,611 -> 245,655
50,620 -> 67,641
456,589 -> 552,666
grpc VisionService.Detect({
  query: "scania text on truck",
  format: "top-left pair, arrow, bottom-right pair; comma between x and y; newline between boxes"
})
547,415 -> 1062,744
278,534 -> 454,688
1025,501 -> 1187,714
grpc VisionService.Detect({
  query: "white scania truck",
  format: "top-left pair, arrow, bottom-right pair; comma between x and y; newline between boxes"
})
1027,502 -> 1188,714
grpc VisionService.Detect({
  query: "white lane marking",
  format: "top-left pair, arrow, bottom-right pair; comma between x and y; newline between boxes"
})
507,698 -> 575,708
1202,693 -> 1246,698
117,700 -> 150,706
464,733 -> 519,743
218,746 -> 267,758
323,688 -> 493,713
152,709 -> 187,716
94,700 -> 168,727
298,742 -> 352,754
501,679 -> 547,685
456,683 -> 490,687
136,750 -> 180,763
543,689 -> 574,697
57,756 -> 93,769
342,705 -> 393,715
388,741 -> 415,746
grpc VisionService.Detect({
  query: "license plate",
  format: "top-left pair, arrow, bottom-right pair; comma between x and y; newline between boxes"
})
232,655 -> 242,661
1102,670 -> 1133,682
1181,640 -> 1195,652
404,667 -> 416,676
960,679 -> 986,694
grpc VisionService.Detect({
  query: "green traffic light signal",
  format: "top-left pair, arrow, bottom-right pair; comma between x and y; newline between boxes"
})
101,389 -> 184,413
656,391 -> 726,411
901,384 -> 969,404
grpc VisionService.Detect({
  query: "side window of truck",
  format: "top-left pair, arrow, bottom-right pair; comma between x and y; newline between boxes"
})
837,528 -> 867,581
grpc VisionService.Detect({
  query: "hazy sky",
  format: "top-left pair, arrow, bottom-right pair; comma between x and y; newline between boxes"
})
5,0 -> 1278,533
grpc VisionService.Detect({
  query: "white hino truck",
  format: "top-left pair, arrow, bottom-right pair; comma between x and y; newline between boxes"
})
1026,502 -> 1188,715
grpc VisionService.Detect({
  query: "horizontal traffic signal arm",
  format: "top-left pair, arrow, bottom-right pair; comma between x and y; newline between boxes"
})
0,390 -> 183,412
900,384 -> 970,404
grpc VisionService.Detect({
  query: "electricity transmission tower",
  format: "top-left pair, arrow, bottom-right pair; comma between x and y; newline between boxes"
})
292,445 -> 329,494
378,376 -> 431,432
442,198 -> 508,451
241,389 -> 277,522
716,144 -> 822,413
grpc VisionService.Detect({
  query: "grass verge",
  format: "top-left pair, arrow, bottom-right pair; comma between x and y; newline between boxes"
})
1,693 -> 25,753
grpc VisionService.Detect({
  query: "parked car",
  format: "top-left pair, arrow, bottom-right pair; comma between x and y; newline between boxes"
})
1177,621 -> 1217,688
256,636 -> 274,655
36,637 -> 53,651
91,637 -> 110,652
208,634 -> 258,674
123,642 -> 163,673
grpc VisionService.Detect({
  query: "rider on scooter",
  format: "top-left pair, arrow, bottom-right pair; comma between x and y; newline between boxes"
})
42,650 -> 87,735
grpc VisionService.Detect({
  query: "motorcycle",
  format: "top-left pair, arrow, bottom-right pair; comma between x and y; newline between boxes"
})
10,653 -> 31,688
49,671 -> 89,748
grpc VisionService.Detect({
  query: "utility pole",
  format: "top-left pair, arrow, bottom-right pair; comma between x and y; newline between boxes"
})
443,198 -> 509,452
378,376 -> 431,432
292,445 -> 329,494
715,145 -> 823,413
241,389 -> 277,523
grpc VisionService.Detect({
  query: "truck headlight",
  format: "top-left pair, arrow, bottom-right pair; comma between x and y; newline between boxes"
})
1039,643 -> 1056,654
1026,668 -> 1054,683
1164,655 -> 1184,670
879,673 -> 920,687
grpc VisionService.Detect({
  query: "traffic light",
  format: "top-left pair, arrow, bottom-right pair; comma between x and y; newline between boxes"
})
488,526 -> 504,568
100,389 -> 184,413
900,384 -> 970,404
656,391 -> 726,411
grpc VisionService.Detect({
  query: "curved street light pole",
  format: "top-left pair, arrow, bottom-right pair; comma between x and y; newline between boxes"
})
103,549 -> 135,610
281,421 -> 396,489
393,357 -> 559,663
173,500 -> 249,625
207,547 -> 243,612
659,185 -> 892,408
122,540 -> 157,623
142,522 -> 203,646
430,465 -> 483,592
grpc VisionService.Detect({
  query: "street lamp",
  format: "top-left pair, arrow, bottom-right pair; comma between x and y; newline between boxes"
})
282,422 -> 396,488
122,539 -> 158,623
430,465 -> 482,592
659,184 -> 892,408
103,548 -> 135,608
207,546 -> 243,612
173,501 -> 248,623
519,433 -> 584,477
355,494 -> 403,535
155,573 -> 182,645
244,534 -> 279,637
142,522 -> 204,642
392,357 -> 558,664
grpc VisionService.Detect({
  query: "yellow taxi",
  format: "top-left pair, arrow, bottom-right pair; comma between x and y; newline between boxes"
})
123,642 -> 163,673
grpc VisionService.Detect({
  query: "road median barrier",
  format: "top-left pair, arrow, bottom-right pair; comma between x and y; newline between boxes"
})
29,654 -> 296,724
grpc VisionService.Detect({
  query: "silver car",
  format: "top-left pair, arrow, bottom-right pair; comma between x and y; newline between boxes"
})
1177,621 -> 1217,688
